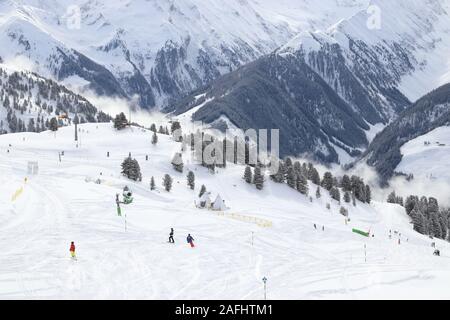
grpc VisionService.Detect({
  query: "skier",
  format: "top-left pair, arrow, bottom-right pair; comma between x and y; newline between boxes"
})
187,234 -> 195,248
70,242 -> 76,260
169,228 -> 175,244
314,224 -> 317,230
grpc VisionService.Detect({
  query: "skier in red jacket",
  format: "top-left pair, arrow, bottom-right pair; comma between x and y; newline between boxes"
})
70,242 -> 76,259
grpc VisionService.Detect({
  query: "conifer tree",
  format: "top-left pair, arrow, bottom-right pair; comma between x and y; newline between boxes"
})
171,153 -> 184,173
244,166 -> 253,184
187,171 -> 195,190
340,206 -> 349,217
163,174 -> 173,192
308,166 -> 321,185
49,117 -> 58,131
411,206 -> 425,235
121,156 -> 142,181
286,166 -> 297,189
321,172 -> 334,191
344,191 -> 351,203
150,176 -> 156,190
199,185 -> 207,198
151,131 -> 158,145
316,186 -> 321,199
365,185 -> 372,204
270,160 -> 285,183
297,174 -> 309,196
253,166 -> 265,190
114,112 -> 128,130
330,187 -> 341,203
387,191 -> 397,203
341,175 -> 351,192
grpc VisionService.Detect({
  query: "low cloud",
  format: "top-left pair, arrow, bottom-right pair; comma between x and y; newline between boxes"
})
75,90 -> 169,128
1,56 -> 38,73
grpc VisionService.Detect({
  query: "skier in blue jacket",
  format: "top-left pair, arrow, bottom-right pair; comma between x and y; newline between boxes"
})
187,234 -> 195,248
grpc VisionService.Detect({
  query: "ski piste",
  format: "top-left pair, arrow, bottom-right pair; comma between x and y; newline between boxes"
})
0,123 -> 449,299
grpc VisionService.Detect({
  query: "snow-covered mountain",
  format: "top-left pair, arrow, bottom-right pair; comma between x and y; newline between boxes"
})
396,126 -> 450,185
0,0 -> 369,108
365,83 -> 450,182
172,0 -> 450,163
0,64 -> 111,134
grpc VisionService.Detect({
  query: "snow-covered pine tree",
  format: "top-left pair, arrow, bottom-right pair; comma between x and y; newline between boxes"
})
121,156 -> 142,181
150,123 -> 157,132
340,207 -> 349,217
405,196 -> 418,216
150,176 -> 156,190
344,191 -> 351,203
411,206 -> 426,234
171,121 -> 181,134
330,187 -> 341,203
321,172 -> 334,191
286,166 -> 297,189
431,214 -> 442,239
427,197 -> 440,215
365,185 -> 372,204
253,166 -> 265,190
49,117 -> 58,131
244,166 -> 253,184
163,174 -> 173,192
387,191 -> 397,203
171,121 -> 182,142
341,175 -> 352,192
270,160 -> 285,183
199,185 -> 207,198
114,112 -> 128,130
315,186 -> 321,199
308,165 -> 321,185
285,157 -> 293,169
187,171 -> 195,190
293,161 -> 302,175
171,153 -> 184,173
151,131 -> 158,145
296,174 -> 308,196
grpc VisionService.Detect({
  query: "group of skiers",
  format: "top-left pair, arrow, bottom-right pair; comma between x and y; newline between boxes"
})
313,224 -> 325,231
69,229 -> 196,259
168,228 -> 195,247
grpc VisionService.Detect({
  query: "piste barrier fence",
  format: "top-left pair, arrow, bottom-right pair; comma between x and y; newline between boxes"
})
210,211 -> 273,228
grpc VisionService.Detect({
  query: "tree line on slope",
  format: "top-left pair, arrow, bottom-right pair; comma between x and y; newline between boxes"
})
0,68 -> 111,134
388,191 -> 450,241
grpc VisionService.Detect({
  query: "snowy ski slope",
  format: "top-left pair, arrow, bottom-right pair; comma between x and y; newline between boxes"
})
397,126 -> 450,184
0,123 -> 449,299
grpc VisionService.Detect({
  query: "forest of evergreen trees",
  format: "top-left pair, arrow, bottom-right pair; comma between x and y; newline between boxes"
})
166,121 -> 372,207
0,68 -> 111,134
388,191 -> 450,241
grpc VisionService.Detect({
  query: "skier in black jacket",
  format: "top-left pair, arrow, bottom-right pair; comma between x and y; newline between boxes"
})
169,228 -> 175,243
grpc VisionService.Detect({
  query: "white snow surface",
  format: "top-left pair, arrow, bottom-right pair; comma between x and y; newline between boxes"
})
397,126 -> 450,184
1,123 -> 450,299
